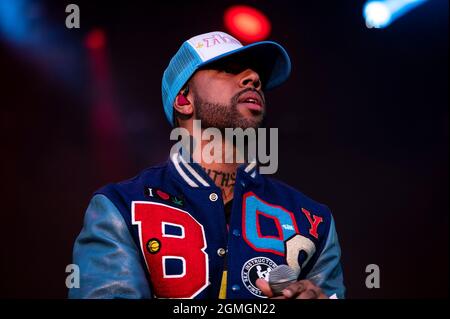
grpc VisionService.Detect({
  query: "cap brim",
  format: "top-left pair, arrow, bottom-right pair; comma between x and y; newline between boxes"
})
196,41 -> 291,90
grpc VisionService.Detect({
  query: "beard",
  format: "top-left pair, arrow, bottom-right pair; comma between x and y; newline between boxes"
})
193,88 -> 265,130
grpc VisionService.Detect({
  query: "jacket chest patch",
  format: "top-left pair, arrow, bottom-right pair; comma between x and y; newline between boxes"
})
131,201 -> 208,298
241,257 -> 278,298
241,191 -> 320,275
144,187 -> 185,207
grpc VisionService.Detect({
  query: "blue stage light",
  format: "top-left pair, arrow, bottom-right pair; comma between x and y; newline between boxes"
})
364,0 -> 427,29
0,0 -> 30,43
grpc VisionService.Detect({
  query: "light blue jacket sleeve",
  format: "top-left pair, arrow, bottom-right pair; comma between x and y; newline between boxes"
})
306,216 -> 345,299
68,194 -> 151,299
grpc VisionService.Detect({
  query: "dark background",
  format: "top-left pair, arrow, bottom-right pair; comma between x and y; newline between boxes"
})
0,0 -> 448,298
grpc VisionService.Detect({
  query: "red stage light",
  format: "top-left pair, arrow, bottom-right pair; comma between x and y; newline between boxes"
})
85,29 -> 106,50
224,5 -> 271,43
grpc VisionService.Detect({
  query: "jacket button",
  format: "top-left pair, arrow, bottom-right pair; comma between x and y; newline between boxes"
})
209,193 -> 218,202
217,248 -> 226,257
231,285 -> 240,292
232,229 -> 240,237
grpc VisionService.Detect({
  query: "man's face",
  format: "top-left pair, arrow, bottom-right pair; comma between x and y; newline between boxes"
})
189,59 -> 266,130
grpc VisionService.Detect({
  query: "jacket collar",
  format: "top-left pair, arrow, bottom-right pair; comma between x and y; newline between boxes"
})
168,148 -> 261,188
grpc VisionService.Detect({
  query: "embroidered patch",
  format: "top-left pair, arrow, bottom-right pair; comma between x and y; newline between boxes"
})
146,238 -> 161,254
144,187 -> 184,207
241,256 -> 278,298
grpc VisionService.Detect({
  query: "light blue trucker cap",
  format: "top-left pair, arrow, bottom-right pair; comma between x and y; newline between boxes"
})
161,31 -> 291,125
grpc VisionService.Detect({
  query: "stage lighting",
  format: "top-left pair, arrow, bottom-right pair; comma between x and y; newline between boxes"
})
85,29 -> 106,50
224,5 -> 271,43
364,0 -> 427,29
0,0 -> 33,44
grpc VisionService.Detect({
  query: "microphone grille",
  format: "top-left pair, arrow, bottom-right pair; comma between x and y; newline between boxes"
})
268,264 -> 298,284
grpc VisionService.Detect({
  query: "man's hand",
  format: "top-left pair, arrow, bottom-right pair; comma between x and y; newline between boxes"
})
256,278 -> 328,299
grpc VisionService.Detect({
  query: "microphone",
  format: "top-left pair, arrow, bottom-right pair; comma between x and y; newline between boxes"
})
268,264 -> 298,296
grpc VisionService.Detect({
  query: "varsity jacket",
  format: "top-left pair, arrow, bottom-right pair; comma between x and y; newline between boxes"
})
69,151 -> 345,299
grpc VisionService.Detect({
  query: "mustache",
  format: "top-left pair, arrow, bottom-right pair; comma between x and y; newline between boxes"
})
232,88 -> 266,107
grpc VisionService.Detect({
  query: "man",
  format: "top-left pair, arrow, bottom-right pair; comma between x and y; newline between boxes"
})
69,31 -> 345,299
